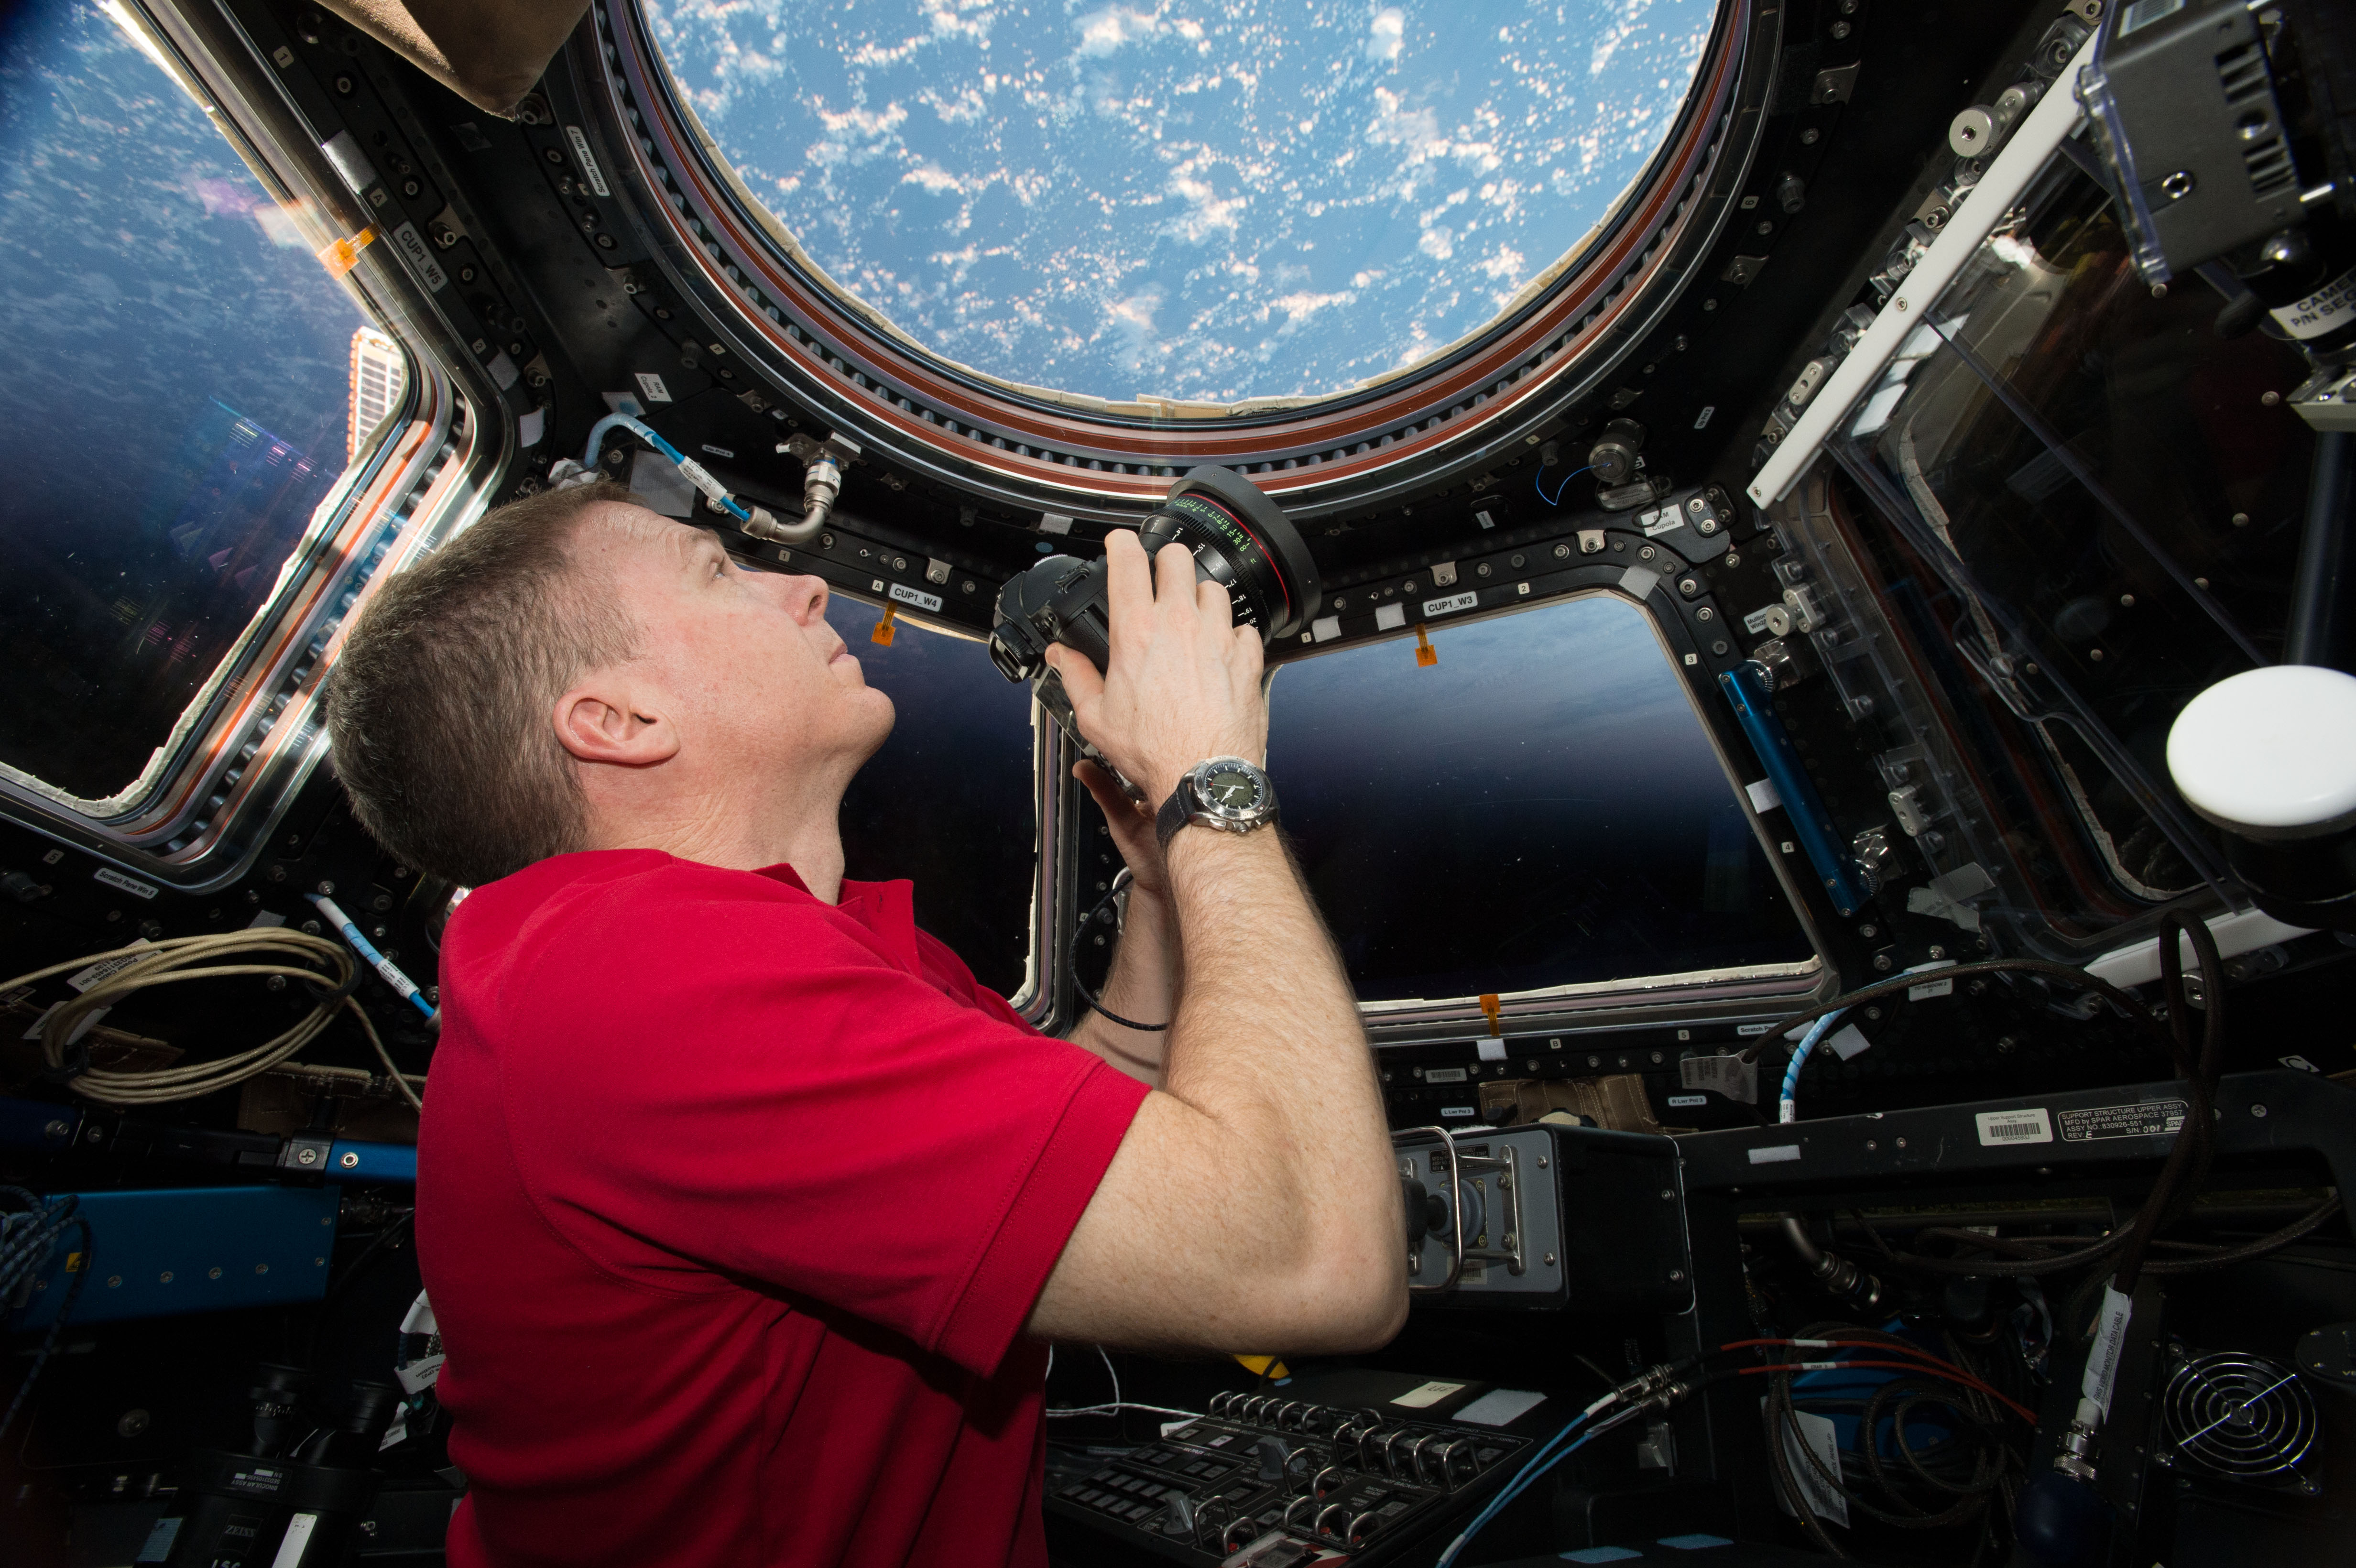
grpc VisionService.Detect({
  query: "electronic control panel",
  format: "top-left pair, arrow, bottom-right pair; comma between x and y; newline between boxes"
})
1045,1372 -> 1546,1565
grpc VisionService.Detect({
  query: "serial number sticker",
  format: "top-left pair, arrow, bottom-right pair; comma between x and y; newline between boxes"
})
2057,1100 -> 2186,1143
1747,1143 -> 1802,1165
1422,1067 -> 1468,1084
93,867 -> 158,900
887,583 -> 943,613
1974,1108 -> 2052,1146
1422,590 -> 1478,618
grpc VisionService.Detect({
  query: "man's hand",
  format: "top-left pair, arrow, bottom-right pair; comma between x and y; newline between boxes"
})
1075,760 -> 1168,896
1043,532 -> 1267,809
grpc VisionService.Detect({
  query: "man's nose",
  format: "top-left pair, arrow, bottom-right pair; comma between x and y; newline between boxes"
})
782,572 -> 829,622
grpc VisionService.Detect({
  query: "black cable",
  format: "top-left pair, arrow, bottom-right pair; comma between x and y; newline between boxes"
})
1069,869 -> 1169,1032
1737,958 -> 2172,1066
304,1209 -> 416,1367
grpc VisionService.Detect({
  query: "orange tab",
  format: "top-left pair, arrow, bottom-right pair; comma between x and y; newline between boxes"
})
1414,623 -> 1437,667
1479,993 -> 1502,1036
871,604 -> 897,645
316,224 -> 377,278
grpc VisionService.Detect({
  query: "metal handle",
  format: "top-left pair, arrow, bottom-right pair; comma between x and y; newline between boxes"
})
1399,1125 -> 1464,1293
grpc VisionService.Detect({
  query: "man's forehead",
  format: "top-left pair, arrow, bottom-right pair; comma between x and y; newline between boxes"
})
578,502 -> 716,560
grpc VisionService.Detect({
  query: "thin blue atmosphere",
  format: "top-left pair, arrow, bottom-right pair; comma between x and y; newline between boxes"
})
0,3 -> 374,801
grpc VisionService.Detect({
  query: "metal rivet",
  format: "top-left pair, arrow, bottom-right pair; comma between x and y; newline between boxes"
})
340,1151 -> 361,1169
1896,1137 -> 1908,1148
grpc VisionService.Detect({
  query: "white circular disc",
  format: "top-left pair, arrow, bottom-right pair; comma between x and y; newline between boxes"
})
2167,665 -> 2356,837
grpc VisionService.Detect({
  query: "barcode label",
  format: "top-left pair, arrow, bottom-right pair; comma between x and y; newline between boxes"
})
1973,1108 -> 2052,1146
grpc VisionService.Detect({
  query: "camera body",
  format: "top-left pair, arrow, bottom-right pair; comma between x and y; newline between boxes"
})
989,466 -> 1321,795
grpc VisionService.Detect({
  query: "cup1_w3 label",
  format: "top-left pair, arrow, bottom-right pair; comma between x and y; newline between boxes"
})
1973,1107 -> 2052,1147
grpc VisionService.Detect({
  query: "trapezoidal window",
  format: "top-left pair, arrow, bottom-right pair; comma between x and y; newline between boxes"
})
1266,593 -> 1817,1007
0,1 -> 404,808
640,0 -> 1719,412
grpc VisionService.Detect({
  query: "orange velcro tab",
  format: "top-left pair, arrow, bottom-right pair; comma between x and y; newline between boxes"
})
871,604 -> 898,645
1414,623 -> 1438,667
316,225 -> 377,278
1479,993 -> 1503,1035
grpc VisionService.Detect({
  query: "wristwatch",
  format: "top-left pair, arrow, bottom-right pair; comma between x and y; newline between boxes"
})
1156,757 -> 1280,851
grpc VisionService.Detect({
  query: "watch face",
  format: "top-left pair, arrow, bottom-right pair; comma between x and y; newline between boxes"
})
1203,766 -> 1262,809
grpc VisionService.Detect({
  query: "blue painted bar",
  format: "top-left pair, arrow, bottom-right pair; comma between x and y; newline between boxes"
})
7,1186 -> 339,1329
1718,661 -> 1870,917
326,1139 -> 416,1184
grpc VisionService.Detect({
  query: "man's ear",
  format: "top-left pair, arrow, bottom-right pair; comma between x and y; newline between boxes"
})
553,677 -> 680,768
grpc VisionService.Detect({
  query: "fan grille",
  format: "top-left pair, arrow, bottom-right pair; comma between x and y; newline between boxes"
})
2161,1352 -> 2317,1482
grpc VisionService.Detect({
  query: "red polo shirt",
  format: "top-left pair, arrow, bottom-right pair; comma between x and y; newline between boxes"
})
416,849 -> 1149,1567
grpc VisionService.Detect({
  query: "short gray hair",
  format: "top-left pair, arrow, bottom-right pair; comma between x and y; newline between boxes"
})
324,481 -> 643,887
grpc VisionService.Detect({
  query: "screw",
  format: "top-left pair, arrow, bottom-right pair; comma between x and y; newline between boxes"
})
208,1266 -> 222,1279
316,881 -> 334,895
1537,1156 -> 1549,1168
1668,1269 -> 1686,1283
1874,954 -> 1894,971
1661,1189 -> 1676,1200
256,1263 -> 269,1274
1859,923 -> 1877,938
1896,1136 -> 1908,1148
296,1147 -> 318,1165
2231,512 -> 2250,527
44,1120 -> 67,1141
2261,391 -> 2280,407
341,1150 -> 362,1168
2251,1103 -> 2269,1118
1544,1253 -> 1556,1266
1866,1139 -> 1877,1150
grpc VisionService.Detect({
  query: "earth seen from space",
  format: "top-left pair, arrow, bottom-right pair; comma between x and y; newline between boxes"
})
644,0 -> 1717,406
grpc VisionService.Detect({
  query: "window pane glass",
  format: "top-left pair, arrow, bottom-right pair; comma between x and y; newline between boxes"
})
644,0 -> 1719,404
0,5 -> 386,802
1269,596 -> 1814,1004
831,598 -> 1039,998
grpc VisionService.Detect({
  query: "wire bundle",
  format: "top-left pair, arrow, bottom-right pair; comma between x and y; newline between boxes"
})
0,1187 -> 91,1440
1,930 -> 416,1108
1751,1326 -> 2030,1558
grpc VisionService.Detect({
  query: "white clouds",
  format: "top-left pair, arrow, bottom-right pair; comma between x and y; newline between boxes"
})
901,164 -> 964,194
1075,5 -> 1162,57
644,0 -> 1714,402
1163,170 -> 1246,242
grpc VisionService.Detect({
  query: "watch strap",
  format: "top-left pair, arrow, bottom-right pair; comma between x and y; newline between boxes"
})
1155,780 -> 1194,852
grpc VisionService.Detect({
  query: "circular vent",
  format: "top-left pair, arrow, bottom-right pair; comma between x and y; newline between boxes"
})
2161,1352 -> 2318,1484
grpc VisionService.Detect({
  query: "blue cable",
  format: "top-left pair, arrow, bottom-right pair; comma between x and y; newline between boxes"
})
309,894 -> 437,1022
1535,463 -> 1593,508
1434,1415 -> 1606,1568
1779,1007 -> 1848,1124
581,413 -> 753,524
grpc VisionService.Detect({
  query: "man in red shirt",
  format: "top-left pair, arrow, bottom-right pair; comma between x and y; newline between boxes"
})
322,480 -> 1404,1565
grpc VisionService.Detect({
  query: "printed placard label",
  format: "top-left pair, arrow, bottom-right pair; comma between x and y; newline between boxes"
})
888,583 -> 944,613
93,867 -> 158,900
2057,1100 -> 2186,1143
1974,1107 -> 2052,1146
1422,590 -> 1478,618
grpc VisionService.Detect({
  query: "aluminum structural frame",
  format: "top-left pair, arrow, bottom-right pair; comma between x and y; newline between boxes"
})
0,0 -> 510,893
574,0 -> 1776,522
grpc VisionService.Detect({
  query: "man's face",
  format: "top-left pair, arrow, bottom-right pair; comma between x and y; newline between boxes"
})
576,504 -> 894,785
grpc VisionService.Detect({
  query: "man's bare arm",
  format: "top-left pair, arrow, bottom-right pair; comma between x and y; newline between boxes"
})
1025,534 -> 1405,1354
320,0 -> 589,116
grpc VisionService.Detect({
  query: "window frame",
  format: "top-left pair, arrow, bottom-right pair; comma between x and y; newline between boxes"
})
1255,587 -> 1832,1046
582,0 -> 1776,523
0,0 -> 511,890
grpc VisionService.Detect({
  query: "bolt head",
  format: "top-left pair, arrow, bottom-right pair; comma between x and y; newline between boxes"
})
2251,1103 -> 2270,1118
340,1151 -> 361,1167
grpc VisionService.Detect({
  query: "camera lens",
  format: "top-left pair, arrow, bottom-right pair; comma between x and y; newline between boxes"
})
1136,465 -> 1322,643
989,466 -> 1320,685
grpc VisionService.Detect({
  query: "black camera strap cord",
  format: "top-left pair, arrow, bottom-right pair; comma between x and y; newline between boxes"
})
1069,869 -> 1169,1033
